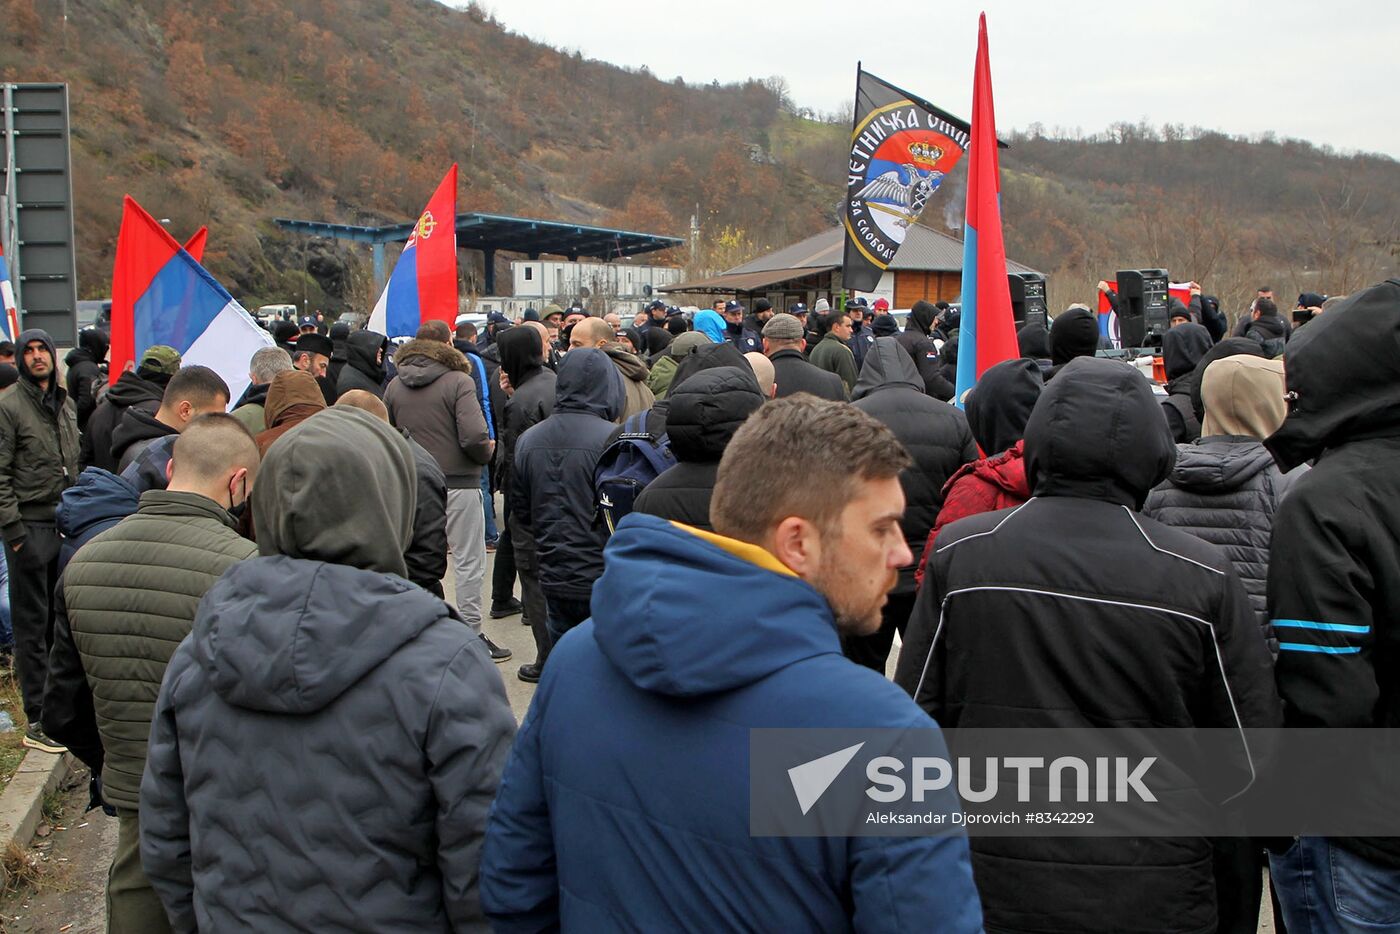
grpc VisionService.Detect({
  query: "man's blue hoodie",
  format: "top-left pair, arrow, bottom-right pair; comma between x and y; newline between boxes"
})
481,513 -> 983,932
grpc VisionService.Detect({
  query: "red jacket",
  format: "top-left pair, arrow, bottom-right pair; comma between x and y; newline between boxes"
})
916,440 -> 1031,588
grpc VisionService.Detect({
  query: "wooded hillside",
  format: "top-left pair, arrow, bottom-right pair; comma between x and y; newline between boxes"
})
2,0 -> 1394,316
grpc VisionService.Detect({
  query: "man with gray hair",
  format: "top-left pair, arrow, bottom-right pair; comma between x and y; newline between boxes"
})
231,346 -> 293,435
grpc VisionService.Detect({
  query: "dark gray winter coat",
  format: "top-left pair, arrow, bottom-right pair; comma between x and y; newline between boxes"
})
512,348 -> 624,599
139,408 -> 516,933
1143,438 -> 1299,655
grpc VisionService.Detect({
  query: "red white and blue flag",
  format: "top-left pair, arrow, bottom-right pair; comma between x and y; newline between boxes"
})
954,13 -> 1019,406
370,164 -> 459,338
0,241 -> 19,344
109,196 -> 272,404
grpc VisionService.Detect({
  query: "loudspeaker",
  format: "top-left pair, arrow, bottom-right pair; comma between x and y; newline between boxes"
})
1115,269 -> 1170,347
1008,273 -> 1048,330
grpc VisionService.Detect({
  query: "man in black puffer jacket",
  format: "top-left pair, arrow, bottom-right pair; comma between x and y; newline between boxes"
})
335,329 -> 388,399
1263,279 -> 1400,930
894,300 -> 955,399
513,348 -> 624,646
895,356 -> 1280,934
846,336 -> 974,672
633,367 -> 764,532
1160,322 -> 1213,443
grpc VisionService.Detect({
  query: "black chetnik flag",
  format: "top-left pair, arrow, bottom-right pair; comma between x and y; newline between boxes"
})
842,67 -> 971,294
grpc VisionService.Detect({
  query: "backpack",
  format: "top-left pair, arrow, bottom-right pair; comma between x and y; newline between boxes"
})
594,412 -> 677,535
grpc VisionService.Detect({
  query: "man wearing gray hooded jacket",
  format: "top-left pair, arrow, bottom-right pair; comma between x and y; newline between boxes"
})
140,407 -> 516,932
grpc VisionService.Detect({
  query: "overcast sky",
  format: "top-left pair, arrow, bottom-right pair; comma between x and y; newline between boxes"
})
455,0 -> 1399,158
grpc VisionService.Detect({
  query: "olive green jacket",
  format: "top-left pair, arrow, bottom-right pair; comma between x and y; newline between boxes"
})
808,332 -> 860,395
0,377 -> 80,544
63,491 -> 257,810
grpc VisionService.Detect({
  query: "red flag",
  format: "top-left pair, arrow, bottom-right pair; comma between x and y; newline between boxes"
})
110,196 -> 185,376
369,164 -> 459,336
183,226 -> 208,263
415,164 -> 459,326
953,13 -> 1019,401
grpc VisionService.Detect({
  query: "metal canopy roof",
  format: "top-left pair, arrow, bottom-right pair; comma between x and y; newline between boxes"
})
274,211 -> 683,261
664,223 -> 1039,294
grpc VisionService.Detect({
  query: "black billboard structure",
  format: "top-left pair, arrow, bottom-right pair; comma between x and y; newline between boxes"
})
2,83 -> 79,344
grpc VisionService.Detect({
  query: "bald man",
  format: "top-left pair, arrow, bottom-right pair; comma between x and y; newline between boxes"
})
744,352 -> 776,399
335,391 -> 448,598
568,317 -> 615,351
47,414 -> 260,934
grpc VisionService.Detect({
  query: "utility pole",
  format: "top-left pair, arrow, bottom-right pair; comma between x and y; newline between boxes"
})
690,204 -> 700,268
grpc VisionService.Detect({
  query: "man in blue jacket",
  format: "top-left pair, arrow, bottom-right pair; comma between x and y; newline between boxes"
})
482,395 -> 983,932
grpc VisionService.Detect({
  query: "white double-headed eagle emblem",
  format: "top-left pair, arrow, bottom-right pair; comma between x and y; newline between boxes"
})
856,165 -> 946,228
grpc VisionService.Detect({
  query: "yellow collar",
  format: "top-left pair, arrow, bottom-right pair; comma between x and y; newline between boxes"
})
670,522 -> 797,578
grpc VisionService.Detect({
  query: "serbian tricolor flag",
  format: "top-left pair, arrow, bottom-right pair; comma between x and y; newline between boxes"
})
0,241 -> 19,343
1097,280 -> 1196,348
109,196 -> 272,404
953,14 -> 1019,407
370,164 -> 459,338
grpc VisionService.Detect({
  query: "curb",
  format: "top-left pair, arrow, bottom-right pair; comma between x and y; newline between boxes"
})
0,748 -> 74,887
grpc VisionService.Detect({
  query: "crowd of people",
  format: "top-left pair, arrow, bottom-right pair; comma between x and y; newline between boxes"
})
0,273 -> 1392,932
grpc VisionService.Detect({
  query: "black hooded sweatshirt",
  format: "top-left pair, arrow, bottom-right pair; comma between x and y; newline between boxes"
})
1160,322 -> 1214,443
336,330 -> 388,399
1045,308 -> 1101,380
896,356 -> 1280,934
893,300 -> 955,400
110,406 -> 177,473
327,322 -> 350,387
964,358 -> 1043,456
496,327 -> 555,499
851,338 -> 975,592
81,369 -> 168,472
65,329 -> 110,431
1015,322 -> 1051,377
633,367 -> 763,532
1243,313 -> 1288,357
1265,279 -> 1400,868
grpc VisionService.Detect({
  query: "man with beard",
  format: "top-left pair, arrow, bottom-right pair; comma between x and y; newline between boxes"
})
482,396 -> 982,932
0,329 -> 79,751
